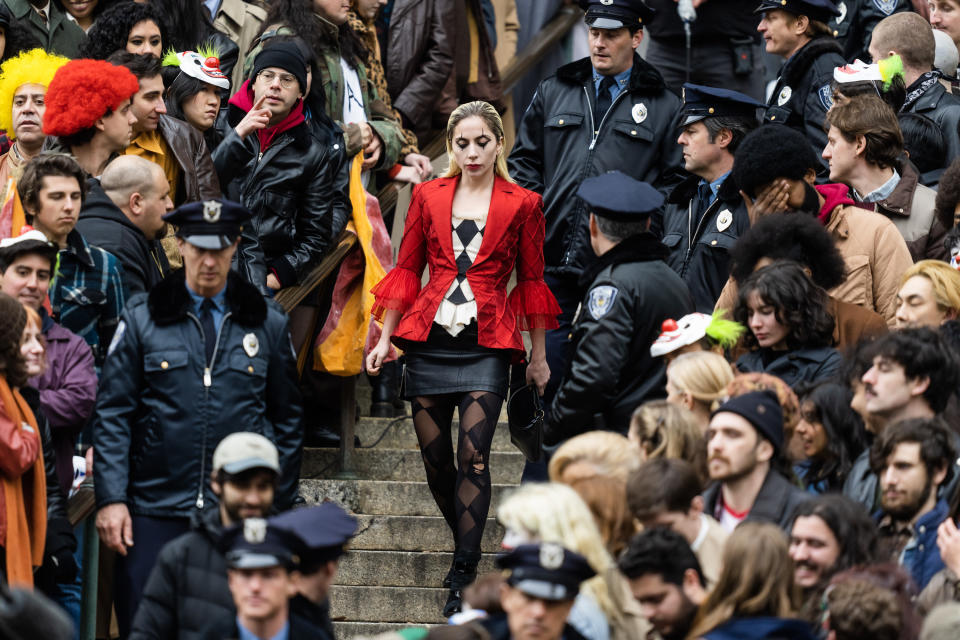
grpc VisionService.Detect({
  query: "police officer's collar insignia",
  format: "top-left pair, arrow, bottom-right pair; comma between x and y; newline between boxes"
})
600,0 -> 613,4
872,0 -> 896,15
203,200 -> 223,223
717,209 -> 733,232
243,332 -> 260,357
540,543 -> 565,570
777,86 -> 792,106
817,84 -> 834,111
836,1 -> 847,22
588,285 -> 618,320
632,103 -> 647,124
244,518 -> 267,543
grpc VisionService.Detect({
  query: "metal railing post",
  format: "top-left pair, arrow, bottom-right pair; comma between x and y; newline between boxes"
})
79,515 -> 99,640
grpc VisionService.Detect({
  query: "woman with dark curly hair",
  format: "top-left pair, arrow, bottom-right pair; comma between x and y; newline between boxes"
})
79,1 -> 166,59
152,0 -> 238,81
734,261 -> 841,388
792,382 -> 867,493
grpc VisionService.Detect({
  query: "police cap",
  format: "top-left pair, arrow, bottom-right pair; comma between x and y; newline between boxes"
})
681,83 -> 766,126
576,170 -> 663,221
270,503 -> 358,567
220,518 -> 299,570
578,0 -> 655,29
163,198 -> 252,250
497,543 -> 596,601
753,0 -> 840,24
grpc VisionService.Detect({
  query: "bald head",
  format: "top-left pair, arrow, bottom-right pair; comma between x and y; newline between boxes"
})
100,155 -> 172,239
870,12 -> 935,74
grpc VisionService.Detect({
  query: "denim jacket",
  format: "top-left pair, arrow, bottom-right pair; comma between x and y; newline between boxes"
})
875,498 -> 949,591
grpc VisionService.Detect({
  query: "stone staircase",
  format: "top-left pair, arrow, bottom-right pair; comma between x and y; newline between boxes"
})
300,413 -> 526,638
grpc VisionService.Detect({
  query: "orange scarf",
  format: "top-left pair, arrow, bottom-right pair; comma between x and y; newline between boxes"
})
0,376 -> 46,586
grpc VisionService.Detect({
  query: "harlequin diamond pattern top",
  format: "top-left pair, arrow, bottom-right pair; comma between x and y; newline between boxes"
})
434,212 -> 486,336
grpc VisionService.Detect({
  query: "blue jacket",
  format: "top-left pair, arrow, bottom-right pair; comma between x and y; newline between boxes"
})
875,499 -> 949,591
704,617 -> 817,640
93,271 -> 303,517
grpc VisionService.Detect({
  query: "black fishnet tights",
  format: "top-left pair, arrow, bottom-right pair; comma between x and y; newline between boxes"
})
411,391 -> 502,552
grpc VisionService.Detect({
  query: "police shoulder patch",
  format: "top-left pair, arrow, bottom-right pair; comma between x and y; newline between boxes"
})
107,320 -> 126,357
872,0 -> 897,15
587,285 -> 618,320
818,84 -> 834,111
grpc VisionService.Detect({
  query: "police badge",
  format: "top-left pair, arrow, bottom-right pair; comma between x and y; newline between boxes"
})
777,86 -> 792,106
588,285 -> 619,319
872,0 -> 896,15
243,332 -> 260,357
202,200 -> 222,223
836,1 -> 847,22
540,542 -> 565,570
632,102 -> 648,124
244,518 -> 267,543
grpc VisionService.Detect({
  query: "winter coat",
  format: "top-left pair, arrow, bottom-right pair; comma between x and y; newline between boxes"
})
212,0 -> 267,90
827,296 -> 887,349
2,0 -> 86,58
156,115 -> 222,206
93,270 -> 303,517
828,0 -> 911,62
289,596 -> 335,640
901,79 -> 960,165
875,498 -> 949,591
214,94 -> 350,291
703,616 -> 818,640
645,0 -> 760,44
129,507 -> 233,640
199,611 -> 319,640
545,233 -> 694,440
735,346 -> 843,390
661,174 -> 750,313
76,182 -> 171,298
479,614 -> 589,640
509,52 -> 684,278
702,469 -> 808,531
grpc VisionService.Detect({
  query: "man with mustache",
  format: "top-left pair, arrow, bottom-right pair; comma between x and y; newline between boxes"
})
871,418 -> 954,590
701,390 -> 806,532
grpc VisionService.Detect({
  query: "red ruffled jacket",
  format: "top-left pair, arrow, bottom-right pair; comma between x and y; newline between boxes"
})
371,175 -> 560,354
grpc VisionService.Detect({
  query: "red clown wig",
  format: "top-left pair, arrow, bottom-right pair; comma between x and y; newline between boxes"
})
42,59 -> 139,137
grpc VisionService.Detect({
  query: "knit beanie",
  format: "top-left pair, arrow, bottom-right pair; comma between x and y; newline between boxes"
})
43,59 -> 140,137
0,292 -> 26,353
711,389 -> 784,454
251,42 -> 307,94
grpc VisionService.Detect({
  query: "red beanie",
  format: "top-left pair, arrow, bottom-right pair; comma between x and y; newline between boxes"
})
42,59 -> 140,137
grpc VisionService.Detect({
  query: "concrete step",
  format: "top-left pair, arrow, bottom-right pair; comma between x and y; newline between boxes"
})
355,417 -> 516,452
333,622 -> 431,638
330,585 -> 448,624
337,550 -> 498,587
300,479 -> 518,517
302,448 -> 525,483
352,515 -> 504,553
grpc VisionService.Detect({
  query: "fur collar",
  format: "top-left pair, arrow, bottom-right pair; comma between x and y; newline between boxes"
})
148,270 -> 268,327
580,232 -> 670,286
779,36 -> 843,91
557,53 -> 667,94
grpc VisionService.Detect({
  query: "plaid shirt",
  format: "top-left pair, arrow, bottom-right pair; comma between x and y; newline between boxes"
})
50,229 -> 126,369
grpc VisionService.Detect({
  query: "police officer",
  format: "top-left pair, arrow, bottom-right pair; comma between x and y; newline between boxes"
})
662,84 -> 763,312
269,502 -> 359,640
544,172 -> 693,444
509,0 -> 684,405
478,543 -> 597,640
827,0 -> 910,63
758,0 -> 845,167
93,198 -> 303,636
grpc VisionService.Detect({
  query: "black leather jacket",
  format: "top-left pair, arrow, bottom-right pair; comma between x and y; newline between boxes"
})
509,53 -> 684,278
213,103 -> 350,292
93,271 -> 302,517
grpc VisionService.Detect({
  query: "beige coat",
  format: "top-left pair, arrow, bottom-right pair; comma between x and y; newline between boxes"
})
214,0 -> 267,89
691,514 -> 728,588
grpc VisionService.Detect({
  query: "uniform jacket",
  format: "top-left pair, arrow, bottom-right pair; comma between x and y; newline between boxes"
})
735,346 -> 842,390
289,595 -> 336,640
645,0 -> 760,43
509,52 -> 684,278
479,614 -> 588,640
199,612 -> 318,640
2,0 -> 85,58
214,90 -> 350,291
902,78 -> 960,165
371,176 -> 560,355
32,311 -> 96,495
92,270 -> 302,517
876,498 -> 949,591
157,115 -> 222,207
546,233 -> 694,440
129,507 -> 233,640
703,617 -> 818,640
76,182 -> 171,298
854,160 -> 947,262
829,0 -> 911,62
213,0 -> 267,90
661,174 -> 749,313
765,37 -> 846,169
702,469 -> 808,531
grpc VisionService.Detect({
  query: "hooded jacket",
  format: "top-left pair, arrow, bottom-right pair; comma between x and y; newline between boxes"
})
76,181 -> 171,297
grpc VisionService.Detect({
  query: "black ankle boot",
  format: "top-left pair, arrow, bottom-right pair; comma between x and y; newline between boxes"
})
443,549 -> 481,617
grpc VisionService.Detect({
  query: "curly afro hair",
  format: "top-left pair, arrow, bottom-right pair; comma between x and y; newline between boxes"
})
935,157 -> 960,231
730,213 -> 846,290
732,124 -> 820,198
79,1 -> 167,61
43,60 -> 139,137
0,49 -> 70,138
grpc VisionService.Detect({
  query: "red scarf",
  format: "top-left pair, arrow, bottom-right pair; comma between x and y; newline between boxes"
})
228,81 -> 306,152
814,183 -> 855,225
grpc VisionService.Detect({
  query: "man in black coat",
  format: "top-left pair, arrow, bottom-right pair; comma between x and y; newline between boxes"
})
75,156 -> 172,297
93,199 -> 302,636
129,433 -> 280,640
508,0 -> 684,404
545,172 -> 693,445
661,84 -> 762,312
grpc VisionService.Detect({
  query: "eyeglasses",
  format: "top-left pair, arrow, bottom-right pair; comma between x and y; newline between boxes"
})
258,70 -> 298,90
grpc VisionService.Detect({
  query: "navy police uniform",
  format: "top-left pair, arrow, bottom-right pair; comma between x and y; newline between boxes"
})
760,0 -> 845,169
828,0 -> 910,63
509,0 -> 684,403
661,84 -> 762,312
545,173 -> 693,443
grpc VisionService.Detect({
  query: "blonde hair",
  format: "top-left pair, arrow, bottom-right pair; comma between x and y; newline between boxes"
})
686,522 -> 799,639
628,400 -> 704,461
442,101 -> 514,182
667,351 -> 736,413
899,260 -> 960,316
497,483 -> 620,625
548,431 -> 636,484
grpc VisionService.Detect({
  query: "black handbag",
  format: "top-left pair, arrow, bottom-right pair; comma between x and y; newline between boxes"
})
507,361 -> 544,462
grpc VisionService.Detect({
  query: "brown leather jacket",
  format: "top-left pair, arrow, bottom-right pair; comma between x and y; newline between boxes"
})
157,114 -> 221,205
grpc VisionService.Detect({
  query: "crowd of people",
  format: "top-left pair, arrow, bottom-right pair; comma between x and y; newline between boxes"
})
6,0 -> 960,638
